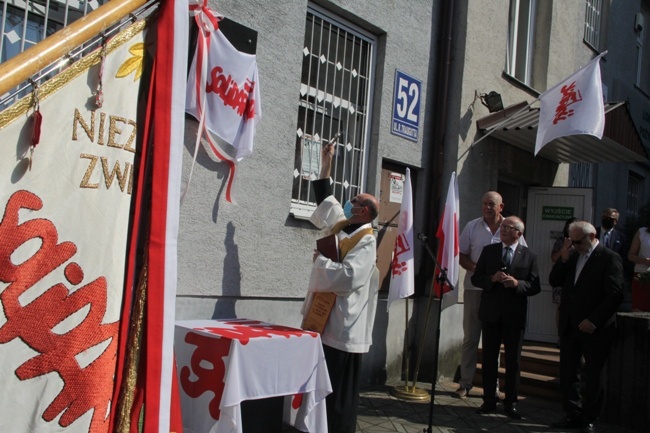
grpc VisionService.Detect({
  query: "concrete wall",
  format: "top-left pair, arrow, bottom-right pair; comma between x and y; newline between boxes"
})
595,0 -> 650,229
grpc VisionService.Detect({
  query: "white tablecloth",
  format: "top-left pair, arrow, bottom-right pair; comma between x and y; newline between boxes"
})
174,319 -> 332,433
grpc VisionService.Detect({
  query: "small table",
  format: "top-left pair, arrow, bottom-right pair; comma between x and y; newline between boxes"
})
174,319 -> 332,433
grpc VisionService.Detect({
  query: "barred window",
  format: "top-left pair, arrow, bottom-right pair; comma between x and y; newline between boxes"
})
569,162 -> 593,188
636,6 -> 650,95
584,0 -> 602,49
0,0 -> 131,109
627,172 -> 643,220
290,5 -> 376,219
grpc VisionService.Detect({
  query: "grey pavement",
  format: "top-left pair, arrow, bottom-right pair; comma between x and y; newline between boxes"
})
353,380 -> 641,433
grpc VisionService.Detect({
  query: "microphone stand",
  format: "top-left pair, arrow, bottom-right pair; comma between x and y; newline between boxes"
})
415,233 -> 455,433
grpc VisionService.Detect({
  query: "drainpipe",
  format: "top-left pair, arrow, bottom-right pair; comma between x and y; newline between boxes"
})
419,0 -> 455,287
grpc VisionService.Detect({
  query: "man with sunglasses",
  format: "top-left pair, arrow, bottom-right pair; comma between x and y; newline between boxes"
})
301,141 -> 380,433
549,221 -> 624,433
471,216 -> 540,419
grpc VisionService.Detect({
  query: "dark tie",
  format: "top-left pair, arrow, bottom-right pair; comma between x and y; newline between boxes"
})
603,231 -> 610,248
503,247 -> 512,267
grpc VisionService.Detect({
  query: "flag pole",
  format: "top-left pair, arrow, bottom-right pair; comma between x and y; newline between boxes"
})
388,169 -> 428,401
461,98 -> 539,156
404,299 -> 410,389
415,233 -> 456,433
456,99 -> 538,163
390,295 -> 431,401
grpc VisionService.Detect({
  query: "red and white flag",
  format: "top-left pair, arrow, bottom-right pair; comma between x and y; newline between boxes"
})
387,168 -> 414,310
433,172 -> 459,301
115,1 -> 188,432
535,52 -> 606,155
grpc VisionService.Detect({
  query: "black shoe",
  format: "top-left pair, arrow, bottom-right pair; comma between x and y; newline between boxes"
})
581,423 -> 595,433
503,402 -> 522,420
551,416 -> 583,429
476,403 -> 497,415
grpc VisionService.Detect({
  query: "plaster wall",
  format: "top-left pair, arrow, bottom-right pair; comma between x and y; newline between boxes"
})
176,0 -> 436,385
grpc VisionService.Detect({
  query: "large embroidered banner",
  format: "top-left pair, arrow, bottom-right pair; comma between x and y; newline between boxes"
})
0,21 -> 147,433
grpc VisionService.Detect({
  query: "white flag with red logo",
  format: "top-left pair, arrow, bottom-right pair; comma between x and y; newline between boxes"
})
535,52 -> 606,155
433,172 -> 459,302
387,168 -> 414,311
186,27 -> 262,160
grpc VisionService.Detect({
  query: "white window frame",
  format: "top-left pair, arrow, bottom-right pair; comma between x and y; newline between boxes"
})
506,0 -> 537,86
636,8 -> 650,95
290,4 -> 376,219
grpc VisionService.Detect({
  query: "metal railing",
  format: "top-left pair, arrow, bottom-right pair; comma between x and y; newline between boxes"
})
0,0 -> 156,110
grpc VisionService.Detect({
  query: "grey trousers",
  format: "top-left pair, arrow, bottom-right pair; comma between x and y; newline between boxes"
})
458,289 -> 482,388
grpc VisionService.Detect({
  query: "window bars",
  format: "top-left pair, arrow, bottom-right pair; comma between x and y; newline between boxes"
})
291,6 -> 376,219
0,0 -> 157,111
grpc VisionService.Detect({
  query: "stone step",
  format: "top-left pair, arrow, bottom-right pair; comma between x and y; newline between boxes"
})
475,341 -> 561,400
475,363 -> 562,400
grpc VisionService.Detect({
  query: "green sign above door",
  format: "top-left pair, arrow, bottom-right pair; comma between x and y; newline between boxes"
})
542,206 -> 574,221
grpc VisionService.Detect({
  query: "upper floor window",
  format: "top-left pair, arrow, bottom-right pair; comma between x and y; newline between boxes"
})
627,171 -> 644,220
584,0 -> 603,50
505,0 -> 551,90
0,0 -> 107,108
290,5 -> 376,219
569,162 -> 593,188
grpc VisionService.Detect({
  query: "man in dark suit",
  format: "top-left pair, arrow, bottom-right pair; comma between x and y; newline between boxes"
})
471,216 -> 540,419
595,208 -> 627,256
596,208 -> 632,311
549,221 -> 624,433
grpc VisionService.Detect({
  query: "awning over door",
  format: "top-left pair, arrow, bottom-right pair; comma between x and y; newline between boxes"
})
475,101 -> 647,163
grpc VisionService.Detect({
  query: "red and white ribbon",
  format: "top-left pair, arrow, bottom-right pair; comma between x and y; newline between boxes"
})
184,1 -> 237,203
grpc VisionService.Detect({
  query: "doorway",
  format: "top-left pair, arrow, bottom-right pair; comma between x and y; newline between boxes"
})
524,187 -> 593,342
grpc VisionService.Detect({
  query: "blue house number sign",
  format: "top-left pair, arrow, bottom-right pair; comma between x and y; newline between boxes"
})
391,70 -> 421,142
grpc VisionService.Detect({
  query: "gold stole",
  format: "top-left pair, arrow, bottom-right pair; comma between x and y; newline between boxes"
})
302,224 -> 374,334
338,227 -> 375,259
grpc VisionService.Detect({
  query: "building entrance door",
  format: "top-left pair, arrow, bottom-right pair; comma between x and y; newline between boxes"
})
524,187 -> 593,343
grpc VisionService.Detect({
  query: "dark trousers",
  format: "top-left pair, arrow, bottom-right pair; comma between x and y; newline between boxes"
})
559,325 -> 615,423
323,344 -> 362,433
481,321 -> 524,405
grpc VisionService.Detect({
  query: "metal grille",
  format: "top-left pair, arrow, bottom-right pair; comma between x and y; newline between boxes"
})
290,5 -> 375,219
0,0 -> 156,110
569,162 -> 593,188
584,0 -> 602,50
627,171 -> 643,220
